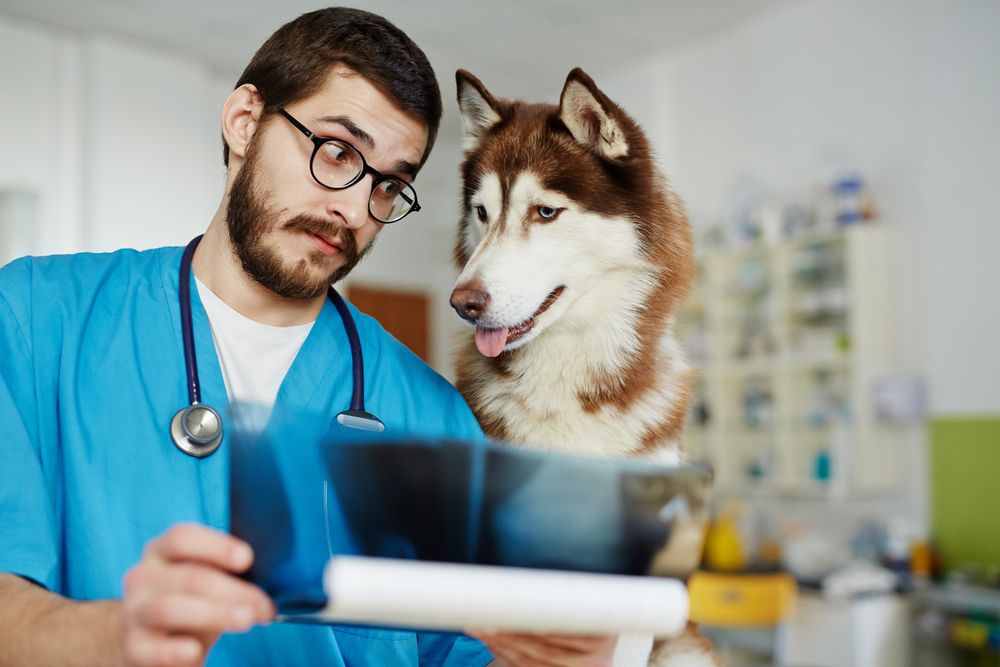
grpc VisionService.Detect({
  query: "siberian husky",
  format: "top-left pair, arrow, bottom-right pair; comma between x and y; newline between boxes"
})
449,69 -> 719,667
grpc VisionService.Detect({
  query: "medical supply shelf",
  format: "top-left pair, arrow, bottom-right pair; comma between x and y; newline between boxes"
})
678,224 -> 902,495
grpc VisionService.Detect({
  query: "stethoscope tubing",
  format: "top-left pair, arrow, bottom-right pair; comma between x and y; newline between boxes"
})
179,237 -> 204,405
327,287 -> 365,414
172,235 -> 383,458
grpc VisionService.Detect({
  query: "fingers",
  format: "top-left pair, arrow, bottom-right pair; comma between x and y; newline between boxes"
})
123,626 -> 203,667
144,523 -> 254,573
502,633 -> 615,653
470,631 -> 616,667
476,636 -> 558,667
121,523 -> 275,667
126,561 -> 273,622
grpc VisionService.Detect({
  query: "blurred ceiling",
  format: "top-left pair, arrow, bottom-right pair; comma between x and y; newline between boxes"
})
0,0 -> 783,98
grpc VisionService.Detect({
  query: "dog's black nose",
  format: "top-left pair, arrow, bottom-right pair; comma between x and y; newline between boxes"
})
450,285 -> 490,322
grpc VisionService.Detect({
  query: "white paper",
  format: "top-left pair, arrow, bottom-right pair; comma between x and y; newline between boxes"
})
317,556 -> 689,638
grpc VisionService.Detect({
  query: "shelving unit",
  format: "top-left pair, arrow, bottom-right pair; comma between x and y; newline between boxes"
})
679,224 -> 902,495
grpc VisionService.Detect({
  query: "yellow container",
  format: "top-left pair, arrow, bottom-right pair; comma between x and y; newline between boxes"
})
689,571 -> 797,627
702,515 -> 745,572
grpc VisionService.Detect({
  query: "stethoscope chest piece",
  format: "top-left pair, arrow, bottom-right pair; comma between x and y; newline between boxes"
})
171,403 -> 223,458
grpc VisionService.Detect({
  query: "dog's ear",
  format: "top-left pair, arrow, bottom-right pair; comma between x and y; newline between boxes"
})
559,68 -> 630,160
456,69 -> 503,153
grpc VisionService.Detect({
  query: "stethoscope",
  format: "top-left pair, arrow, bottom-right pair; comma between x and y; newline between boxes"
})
170,235 -> 385,458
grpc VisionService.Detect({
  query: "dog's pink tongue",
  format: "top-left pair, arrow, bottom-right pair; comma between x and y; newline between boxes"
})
475,327 -> 509,357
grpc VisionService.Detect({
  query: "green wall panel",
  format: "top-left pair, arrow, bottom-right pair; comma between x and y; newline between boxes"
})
930,417 -> 1000,569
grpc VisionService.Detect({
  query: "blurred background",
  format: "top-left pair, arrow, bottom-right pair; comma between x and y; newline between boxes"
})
1,0 -> 997,664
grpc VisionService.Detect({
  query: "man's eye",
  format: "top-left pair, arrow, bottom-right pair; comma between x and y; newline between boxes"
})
321,141 -> 352,163
475,205 -> 488,223
379,180 -> 402,196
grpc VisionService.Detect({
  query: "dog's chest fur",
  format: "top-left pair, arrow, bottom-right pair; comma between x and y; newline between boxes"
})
456,306 -> 693,463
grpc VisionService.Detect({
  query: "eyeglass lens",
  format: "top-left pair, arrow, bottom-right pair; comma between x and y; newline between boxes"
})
313,141 -> 416,223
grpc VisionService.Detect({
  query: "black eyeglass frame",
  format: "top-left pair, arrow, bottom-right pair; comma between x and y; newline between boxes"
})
277,107 -> 421,224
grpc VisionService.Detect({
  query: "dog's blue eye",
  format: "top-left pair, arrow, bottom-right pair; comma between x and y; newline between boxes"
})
537,206 -> 560,220
475,205 -> 488,222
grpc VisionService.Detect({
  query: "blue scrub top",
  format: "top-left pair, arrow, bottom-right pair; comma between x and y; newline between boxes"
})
0,246 -> 492,666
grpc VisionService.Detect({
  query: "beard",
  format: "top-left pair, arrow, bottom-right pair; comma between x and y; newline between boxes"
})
226,139 -> 375,299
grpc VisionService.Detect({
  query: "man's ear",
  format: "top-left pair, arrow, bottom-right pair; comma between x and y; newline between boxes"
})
558,68 -> 630,160
456,70 -> 504,154
221,84 -> 264,163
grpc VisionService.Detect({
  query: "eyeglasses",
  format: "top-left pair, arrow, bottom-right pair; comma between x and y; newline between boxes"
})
278,108 -> 421,224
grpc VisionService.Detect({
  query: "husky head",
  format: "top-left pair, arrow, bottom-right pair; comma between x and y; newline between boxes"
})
450,68 -> 692,360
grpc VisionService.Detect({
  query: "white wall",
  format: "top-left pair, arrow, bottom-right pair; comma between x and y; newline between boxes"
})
0,17 -> 82,254
84,36 -> 231,251
0,15 -> 233,258
909,0 -> 1000,417
599,0 -> 1000,418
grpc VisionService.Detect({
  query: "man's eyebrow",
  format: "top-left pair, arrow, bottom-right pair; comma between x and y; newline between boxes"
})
317,115 -> 420,179
391,160 -> 419,180
316,115 -> 376,151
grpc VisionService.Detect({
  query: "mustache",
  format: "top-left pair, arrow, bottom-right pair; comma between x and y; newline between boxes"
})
282,215 -> 359,259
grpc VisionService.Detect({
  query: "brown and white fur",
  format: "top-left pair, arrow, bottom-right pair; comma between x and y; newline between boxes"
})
449,69 -> 720,666
451,68 -> 695,465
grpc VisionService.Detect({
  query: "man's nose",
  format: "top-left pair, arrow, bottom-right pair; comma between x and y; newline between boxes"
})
327,175 -> 373,230
450,282 -> 490,322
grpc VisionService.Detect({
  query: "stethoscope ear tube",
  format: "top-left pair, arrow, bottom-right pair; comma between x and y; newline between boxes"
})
171,235 -> 383,458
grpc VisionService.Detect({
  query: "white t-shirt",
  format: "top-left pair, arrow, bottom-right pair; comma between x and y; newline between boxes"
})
195,277 -> 315,408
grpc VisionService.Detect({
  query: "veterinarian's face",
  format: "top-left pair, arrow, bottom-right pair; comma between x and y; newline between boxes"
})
228,66 -> 428,298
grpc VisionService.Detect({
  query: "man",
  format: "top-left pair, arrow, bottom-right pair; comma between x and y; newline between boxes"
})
0,7 -> 616,666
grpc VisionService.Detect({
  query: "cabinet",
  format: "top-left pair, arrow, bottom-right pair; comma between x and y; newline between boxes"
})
678,225 -> 902,494
784,591 -> 910,667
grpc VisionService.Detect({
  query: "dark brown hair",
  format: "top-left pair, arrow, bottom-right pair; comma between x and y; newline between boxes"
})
223,7 -> 442,169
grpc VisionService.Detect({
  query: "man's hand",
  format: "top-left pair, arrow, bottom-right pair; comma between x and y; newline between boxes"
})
468,631 -> 617,667
121,523 -> 274,666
